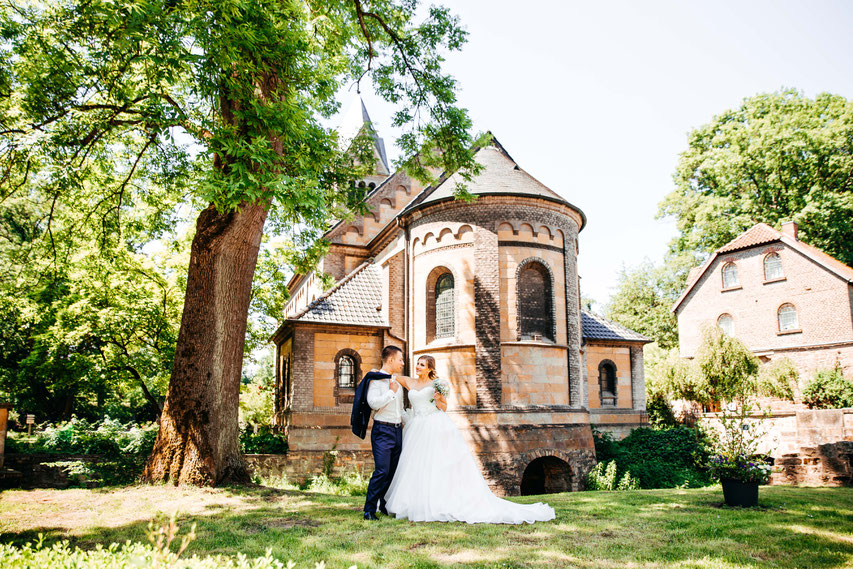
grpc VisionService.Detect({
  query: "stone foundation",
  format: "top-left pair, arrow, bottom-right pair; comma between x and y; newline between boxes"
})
771,441 -> 853,486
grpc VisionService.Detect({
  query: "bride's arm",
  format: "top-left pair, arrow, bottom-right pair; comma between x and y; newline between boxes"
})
433,390 -> 448,411
394,375 -> 412,389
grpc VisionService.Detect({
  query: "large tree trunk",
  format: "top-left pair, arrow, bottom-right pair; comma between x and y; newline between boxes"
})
143,200 -> 268,485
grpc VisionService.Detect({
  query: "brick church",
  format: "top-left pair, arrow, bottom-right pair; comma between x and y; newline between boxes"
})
270,101 -> 650,495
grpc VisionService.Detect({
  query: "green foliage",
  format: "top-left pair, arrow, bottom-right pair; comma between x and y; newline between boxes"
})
586,460 -> 640,491
239,354 -> 275,431
604,255 -> 694,350
695,326 -> 759,405
7,417 -> 158,484
660,89 -> 853,266
239,426 -> 287,455
592,427 -> 712,489
0,522 -> 308,568
757,358 -> 799,401
306,471 -> 370,496
646,392 -> 679,429
645,343 -> 704,403
802,364 -> 853,409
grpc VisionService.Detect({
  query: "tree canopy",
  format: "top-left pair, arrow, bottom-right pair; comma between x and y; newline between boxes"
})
660,89 -> 853,266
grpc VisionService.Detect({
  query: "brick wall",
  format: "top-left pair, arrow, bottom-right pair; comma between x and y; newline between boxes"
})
407,196 -> 584,409
383,251 -> 406,339
584,343 -> 633,409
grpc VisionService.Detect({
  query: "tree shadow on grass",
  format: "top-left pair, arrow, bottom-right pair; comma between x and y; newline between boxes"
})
0,486 -> 851,568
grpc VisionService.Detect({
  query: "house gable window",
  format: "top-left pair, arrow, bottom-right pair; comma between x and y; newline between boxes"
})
778,303 -> 799,333
599,360 -> 617,407
721,262 -> 739,289
717,314 -> 734,336
764,253 -> 784,281
517,259 -> 554,341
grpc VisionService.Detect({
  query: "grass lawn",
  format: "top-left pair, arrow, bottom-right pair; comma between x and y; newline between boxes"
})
0,485 -> 851,568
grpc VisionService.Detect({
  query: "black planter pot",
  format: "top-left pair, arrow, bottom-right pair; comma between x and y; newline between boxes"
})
720,478 -> 759,507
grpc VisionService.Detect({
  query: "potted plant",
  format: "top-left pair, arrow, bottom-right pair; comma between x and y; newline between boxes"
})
696,327 -> 774,507
709,451 -> 772,507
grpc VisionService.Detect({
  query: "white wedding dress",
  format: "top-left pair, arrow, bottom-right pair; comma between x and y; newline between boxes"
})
384,381 -> 556,524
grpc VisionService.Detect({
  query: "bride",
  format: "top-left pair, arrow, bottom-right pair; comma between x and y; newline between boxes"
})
384,355 -> 555,524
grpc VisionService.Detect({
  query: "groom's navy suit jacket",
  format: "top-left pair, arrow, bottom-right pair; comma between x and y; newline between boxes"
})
350,370 -> 391,439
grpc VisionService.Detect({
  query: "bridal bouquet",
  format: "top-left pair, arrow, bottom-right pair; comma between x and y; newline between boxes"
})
430,379 -> 449,403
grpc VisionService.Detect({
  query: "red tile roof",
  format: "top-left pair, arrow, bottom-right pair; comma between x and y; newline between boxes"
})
717,223 -> 780,253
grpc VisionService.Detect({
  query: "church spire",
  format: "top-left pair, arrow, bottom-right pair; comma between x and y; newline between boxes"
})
338,97 -> 390,176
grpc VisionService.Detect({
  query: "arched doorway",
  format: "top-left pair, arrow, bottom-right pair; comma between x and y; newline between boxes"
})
520,456 -> 572,495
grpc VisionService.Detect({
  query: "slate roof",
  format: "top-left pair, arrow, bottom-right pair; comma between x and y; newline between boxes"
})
581,311 -> 651,343
673,223 -> 853,313
287,262 -> 387,327
401,136 -> 586,229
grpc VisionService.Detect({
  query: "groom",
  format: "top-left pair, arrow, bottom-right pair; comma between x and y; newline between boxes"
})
351,345 -> 406,520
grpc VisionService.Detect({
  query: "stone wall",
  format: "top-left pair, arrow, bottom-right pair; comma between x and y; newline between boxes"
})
703,407 -> 853,487
3,454 -> 103,488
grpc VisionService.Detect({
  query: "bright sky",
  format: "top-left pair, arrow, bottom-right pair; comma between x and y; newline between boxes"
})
349,0 -> 853,310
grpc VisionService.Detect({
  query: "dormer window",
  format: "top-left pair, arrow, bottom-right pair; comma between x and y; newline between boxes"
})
721,262 -> 739,289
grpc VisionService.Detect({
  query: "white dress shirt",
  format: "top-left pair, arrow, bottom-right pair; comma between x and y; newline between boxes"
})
367,375 -> 404,424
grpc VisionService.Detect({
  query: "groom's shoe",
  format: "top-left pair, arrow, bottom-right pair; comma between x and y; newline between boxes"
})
363,512 -> 379,521
379,507 -> 389,516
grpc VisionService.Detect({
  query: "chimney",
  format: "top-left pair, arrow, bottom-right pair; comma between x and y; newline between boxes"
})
781,221 -> 798,240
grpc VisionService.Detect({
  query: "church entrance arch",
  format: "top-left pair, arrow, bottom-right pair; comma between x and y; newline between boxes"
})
520,456 -> 572,495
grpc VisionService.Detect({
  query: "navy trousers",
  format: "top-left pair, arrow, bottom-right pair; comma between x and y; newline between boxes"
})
364,422 -> 403,514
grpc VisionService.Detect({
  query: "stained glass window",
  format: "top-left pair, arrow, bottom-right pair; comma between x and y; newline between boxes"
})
435,273 -> 455,339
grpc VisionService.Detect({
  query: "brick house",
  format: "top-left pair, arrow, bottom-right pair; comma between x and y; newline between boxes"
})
673,222 -> 853,379
270,104 -> 649,495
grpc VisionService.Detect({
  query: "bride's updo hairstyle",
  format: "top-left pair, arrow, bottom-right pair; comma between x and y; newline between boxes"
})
418,355 -> 438,380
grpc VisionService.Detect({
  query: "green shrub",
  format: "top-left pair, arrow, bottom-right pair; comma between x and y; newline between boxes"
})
586,460 -> 639,491
802,365 -> 853,409
591,426 -> 712,489
306,471 -> 369,496
240,426 -> 287,454
757,357 -> 799,401
646,392 -> 679,429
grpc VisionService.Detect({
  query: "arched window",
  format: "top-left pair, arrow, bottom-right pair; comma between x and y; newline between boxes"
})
518,261 -> 554,341
334,349 -> 361,405
764,253 -> 783,281
721,262 -> 739,289
717,314 -> 734,336
778,303 -> 799,332
599,361 -> 617,407
435,273 -> 455,339
338,355 -> 355,388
